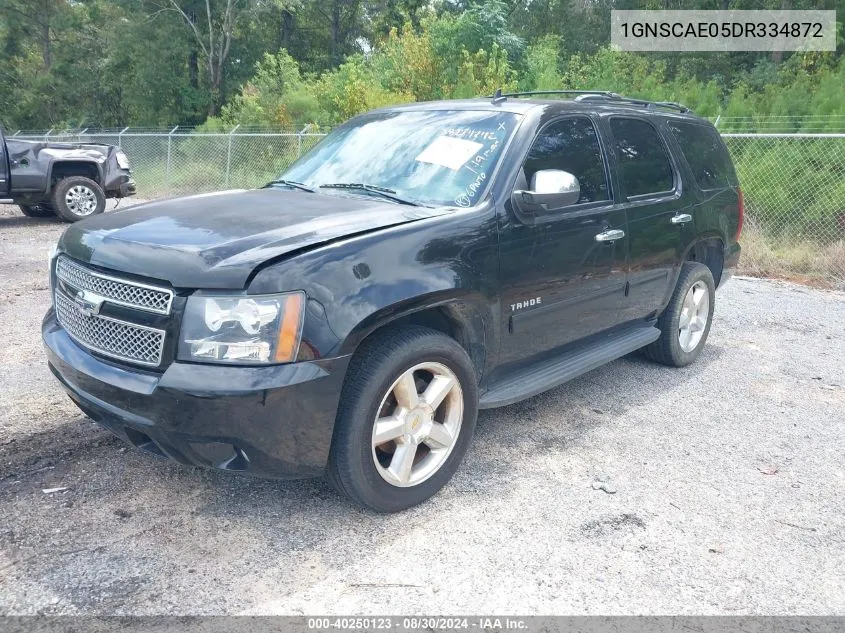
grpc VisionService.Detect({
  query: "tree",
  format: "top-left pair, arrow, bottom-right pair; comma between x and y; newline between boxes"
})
314,0 -> 363,67
0,0 -> 66,69
154,0 -> 257,116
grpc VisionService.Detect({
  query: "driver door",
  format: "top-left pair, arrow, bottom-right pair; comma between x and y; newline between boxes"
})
497,115 -> 628,367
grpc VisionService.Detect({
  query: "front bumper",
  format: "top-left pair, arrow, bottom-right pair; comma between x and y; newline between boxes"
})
105,171 -> 136,198
43,309 -> 350,479
118,179 -> 137,197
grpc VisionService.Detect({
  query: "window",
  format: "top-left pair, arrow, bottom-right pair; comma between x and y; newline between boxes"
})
521,116 -> 609,204
668,120 -> 737,190
609,118 -> 674,197
283,110 -> 520,208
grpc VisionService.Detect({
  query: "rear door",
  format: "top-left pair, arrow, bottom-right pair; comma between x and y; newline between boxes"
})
0,127 -> 9,196
666,118 -> 742,258
602,116 -> 690,322
497,115 -> 628,367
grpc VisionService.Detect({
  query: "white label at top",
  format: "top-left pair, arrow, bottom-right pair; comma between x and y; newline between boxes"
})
415,136 -> 484,171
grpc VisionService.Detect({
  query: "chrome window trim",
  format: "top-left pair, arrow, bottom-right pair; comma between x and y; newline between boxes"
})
56,256 -> 174,315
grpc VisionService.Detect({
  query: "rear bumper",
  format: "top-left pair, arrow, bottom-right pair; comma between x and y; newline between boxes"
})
43,309 -> 350,479
719,241 -> 741,288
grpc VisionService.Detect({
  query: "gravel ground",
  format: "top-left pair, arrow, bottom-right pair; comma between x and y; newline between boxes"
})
1,202 -> 843,616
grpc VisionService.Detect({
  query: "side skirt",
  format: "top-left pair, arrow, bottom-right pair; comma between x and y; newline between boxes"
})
479,321 -> 660,409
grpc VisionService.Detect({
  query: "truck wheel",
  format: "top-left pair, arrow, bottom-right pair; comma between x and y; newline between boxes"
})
326,326 -> 478,513
52,176 -> 105,222
642,262 -> 715,367
18,203 -> 55,218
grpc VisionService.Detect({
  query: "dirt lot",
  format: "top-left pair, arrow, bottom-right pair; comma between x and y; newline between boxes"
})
1,202 -> 843,615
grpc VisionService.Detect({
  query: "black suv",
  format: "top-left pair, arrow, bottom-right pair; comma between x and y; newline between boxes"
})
43,92 -> 742,512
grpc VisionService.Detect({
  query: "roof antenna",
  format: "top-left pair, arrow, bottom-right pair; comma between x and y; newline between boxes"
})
491,88 -> 506,104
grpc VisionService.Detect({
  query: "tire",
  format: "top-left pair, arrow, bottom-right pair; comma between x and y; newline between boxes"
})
18,203 -> 55,218
51,176 -> 106,222
326,325 -> 478,513
642,262 -> 716,367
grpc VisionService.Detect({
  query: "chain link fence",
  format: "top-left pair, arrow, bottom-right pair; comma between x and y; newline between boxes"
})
12,126 -> 845,287
722,133 -> 845,287
12,127 -> 327,199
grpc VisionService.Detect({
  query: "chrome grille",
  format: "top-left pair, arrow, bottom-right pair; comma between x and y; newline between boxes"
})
56,256 -> 173,315
55,291 -> 165,367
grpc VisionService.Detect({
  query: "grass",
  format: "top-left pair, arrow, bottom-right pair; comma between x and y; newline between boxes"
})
739,222 -> 845,289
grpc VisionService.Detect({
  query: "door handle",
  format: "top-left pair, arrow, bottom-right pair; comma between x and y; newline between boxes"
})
671,213 -> 693,224
595,229 -> 625,242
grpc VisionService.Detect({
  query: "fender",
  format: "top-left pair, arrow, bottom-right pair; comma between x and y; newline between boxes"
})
657,230 -> 725,297
247,203 -> 502,379
681,231 -> 726,284
46,157 -> 105,192
681,231 -> 725,259
337,291 -> 494,379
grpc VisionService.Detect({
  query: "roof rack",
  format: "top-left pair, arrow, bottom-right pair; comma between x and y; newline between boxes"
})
488,89 -> 690,113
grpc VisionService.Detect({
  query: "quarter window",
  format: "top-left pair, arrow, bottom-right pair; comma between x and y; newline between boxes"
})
609,118 -> 674,197
668,120 -> 736,190
521,117 -> 609,204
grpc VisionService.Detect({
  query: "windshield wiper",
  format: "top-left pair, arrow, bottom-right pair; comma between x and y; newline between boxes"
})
268,179 -> 317,193
319,183 -> 422,206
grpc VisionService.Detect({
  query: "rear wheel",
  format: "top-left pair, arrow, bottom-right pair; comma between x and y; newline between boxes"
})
642,262 -> 715,367
326,326 -> 478,512
18,203 -> 55,218
52,176 -> 106,222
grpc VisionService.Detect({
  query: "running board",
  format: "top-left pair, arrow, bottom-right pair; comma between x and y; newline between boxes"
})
479,324 -> 661,409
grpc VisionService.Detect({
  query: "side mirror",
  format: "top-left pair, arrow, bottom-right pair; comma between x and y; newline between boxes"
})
512,169 -> 580,218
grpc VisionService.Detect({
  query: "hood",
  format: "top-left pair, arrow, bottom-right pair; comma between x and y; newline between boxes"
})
58,188 -> 455,289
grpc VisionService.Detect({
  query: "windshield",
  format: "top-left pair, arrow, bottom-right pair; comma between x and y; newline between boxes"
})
279,109 -> 521,208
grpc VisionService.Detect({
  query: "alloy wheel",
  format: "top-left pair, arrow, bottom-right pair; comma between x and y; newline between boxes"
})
371,362 -> 463,487
678,280 -> 710,353
65,185 -> 98,216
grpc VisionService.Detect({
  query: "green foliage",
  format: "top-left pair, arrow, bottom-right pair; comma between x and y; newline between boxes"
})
427,0 -> 524,70
375,23 -> 443,99
453,44 -> 516,99
722,57 -> 845,129
220,50 -> 319,127
211,11 -> 521,128
727,137 -> 845,234
1,0 -> 845,130
521,35 -> 562,91
312,54 -> 415,124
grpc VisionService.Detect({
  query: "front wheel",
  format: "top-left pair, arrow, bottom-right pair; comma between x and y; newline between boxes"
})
51,176 -> 106,222
326,326 -> 478,512
642,261 -> 715,367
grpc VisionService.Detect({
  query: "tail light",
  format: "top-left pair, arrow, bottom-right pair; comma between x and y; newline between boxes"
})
735,186 -> 744,240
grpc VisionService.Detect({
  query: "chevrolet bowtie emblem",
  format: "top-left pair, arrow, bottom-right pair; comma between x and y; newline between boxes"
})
73,289 -> 105,317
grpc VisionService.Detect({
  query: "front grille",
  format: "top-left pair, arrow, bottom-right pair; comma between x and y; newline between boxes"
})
55,290 -> 166,367
56,256 -> 173,315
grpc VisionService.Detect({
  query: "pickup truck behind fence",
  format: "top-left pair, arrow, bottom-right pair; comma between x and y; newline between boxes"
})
0,127 -> 136,222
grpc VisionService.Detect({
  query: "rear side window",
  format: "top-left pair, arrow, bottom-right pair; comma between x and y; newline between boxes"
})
609,118 -> 674,197
522,116 -> 609,204
668,120 -> 737,190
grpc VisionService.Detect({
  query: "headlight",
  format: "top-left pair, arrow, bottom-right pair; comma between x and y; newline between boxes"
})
115,150 -> 130,170
178,292 -> 305,365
